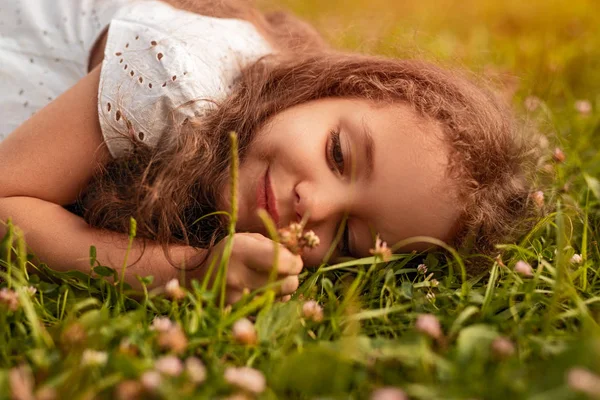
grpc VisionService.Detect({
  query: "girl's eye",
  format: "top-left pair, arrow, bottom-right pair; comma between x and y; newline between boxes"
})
327,128 -> 345,175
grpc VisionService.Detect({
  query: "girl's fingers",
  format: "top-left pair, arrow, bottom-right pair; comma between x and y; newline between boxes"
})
236,267 -> 299,294
237,233 -> 303,275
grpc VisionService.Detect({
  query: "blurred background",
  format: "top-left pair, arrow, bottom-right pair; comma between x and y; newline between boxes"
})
260,0 -> 599,112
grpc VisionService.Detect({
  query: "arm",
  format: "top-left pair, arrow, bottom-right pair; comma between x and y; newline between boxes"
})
0,64 -> 302,300
0,64 -> 194,288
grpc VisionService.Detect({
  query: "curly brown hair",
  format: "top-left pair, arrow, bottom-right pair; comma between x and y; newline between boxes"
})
74,0 -> 538,272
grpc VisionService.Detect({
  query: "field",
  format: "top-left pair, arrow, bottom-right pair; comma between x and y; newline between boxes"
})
2,0 -> 600,398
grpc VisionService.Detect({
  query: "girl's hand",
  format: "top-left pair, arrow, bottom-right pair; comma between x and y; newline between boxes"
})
188,233 -> 303,304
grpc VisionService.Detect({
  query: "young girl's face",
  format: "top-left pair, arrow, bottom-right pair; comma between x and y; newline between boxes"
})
220,98 -> 462,267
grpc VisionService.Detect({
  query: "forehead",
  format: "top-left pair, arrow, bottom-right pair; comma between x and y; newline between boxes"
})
345,99 -> 461,256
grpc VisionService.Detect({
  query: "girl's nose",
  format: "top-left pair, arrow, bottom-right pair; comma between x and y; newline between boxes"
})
294,181 -> 348,227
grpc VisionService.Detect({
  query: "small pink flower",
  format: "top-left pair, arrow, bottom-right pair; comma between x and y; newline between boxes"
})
156,323 -> 188,354
575,100 -> 592,115
302,230 -> 320,249
81,349 -> 108,367
531,191 -> 544,208
151,316 -> 174,333
0,288 -> 20,311
570,254 -> 583,264
155,355 -> 184,376
514,260 -> 534,277
224,366 -> 267,394
165,279 -> 186,301
302,300 -> 324,322
567,367 -> 600,397
369,235 -> 392,262
370,387 -> 409,400
232,318 -> 257,346
9,364 -> 34,400
553,147 -> 566,163
491,336 -> 515,358
415,314 -> 442,340
185,357 -> 207,384
140,370 -> 162,391
417,264 -> 428,274
115,380 -> 142,400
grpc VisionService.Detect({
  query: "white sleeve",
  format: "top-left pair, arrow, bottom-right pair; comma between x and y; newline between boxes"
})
97,0 -> 272,158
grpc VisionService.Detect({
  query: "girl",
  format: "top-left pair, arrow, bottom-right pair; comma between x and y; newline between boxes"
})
0,0 -> 535,304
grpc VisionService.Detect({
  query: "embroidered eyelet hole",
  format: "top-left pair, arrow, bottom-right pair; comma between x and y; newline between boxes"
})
138,132 -> 145,140
148,83 -> 153,88
162,82 -> 167,87
183,72 -> 187,75
107,102 -> 111,112
157,53 -> 163,61
135,35 -> 139,40
130,71 -> 134,76
115,52 -> 122,56
172,75 -> 177,81
124,64 -> 128,70
115,110 -> 121,121
125,43 -> 129,48
139,77 -> 143,83
151,40 -> 157,46
120,59 -> 123,63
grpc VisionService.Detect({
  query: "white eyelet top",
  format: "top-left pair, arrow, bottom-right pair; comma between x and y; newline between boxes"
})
0,0 -> 273,158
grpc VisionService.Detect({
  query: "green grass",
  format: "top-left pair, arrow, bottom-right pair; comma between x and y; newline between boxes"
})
2,0 -> 600,398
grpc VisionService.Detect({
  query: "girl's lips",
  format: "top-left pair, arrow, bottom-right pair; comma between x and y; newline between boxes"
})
255,166 -> 280,225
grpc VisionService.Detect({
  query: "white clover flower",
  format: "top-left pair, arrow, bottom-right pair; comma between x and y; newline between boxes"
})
575,100 -> 592,115
531,191 -> 545,208
26,286 -> 37,296
232,318 -> 257,346
302,230 -> 320,249
514,260 -> 534,278
553,147 -> 566,163
369,235 -> 392,262
426,292 -> 436,301
9,364 -> 34,400
567,367 -> 600,397
417,264 -> 428,274
81,349 -> 108,367
165,279 -> 186,301
0,288 -> 19,311
151,316 -> 174,333
430,279 -> 439,288
224,366 -> 266,394
370,387 -> 409,400
302,300 -> 324,322
491,336 -> 515,358
185,357 -> 207,384
570,254 -> 583,264
415,314 -> 442,340
155,355 -> 184,377
140,370 -> 162,391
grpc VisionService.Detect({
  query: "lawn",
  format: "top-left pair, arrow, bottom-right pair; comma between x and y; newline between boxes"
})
2,0 -> 600,399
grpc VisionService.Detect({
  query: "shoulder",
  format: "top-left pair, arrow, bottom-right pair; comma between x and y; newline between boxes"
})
96,0 -> 273,159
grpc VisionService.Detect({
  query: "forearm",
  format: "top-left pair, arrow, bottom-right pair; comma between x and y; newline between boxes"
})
0,196 -> 203,289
